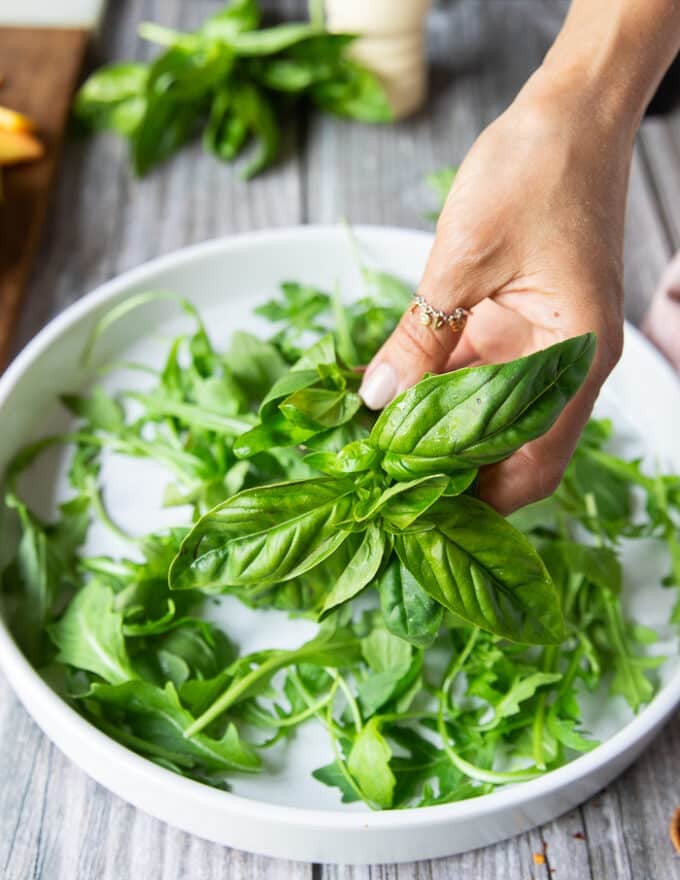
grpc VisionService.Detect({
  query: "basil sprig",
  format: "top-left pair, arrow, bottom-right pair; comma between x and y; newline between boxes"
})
170,333 -> 596,645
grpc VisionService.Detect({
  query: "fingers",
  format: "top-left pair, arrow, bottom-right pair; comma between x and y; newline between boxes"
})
359,307 -> 467,409
360,242 -> 494,411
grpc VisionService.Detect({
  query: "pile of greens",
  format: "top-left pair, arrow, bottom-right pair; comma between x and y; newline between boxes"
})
73,0 -> 391,178
1,259 -> 679,810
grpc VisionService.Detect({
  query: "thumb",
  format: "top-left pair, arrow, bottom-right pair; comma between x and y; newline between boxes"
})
359,247 -> 486,410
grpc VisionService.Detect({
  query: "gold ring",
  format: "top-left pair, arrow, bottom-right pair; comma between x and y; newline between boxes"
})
410,294 -> 471,333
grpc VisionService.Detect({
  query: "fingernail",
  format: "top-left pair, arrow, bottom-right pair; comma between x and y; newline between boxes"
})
360,362 -> 398,410
359,363 -> 398,409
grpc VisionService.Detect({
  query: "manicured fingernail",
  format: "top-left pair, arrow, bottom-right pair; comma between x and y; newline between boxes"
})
360,362 -> 398,410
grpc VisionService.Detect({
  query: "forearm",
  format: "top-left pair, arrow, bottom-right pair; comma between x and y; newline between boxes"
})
524,0 -> 680,135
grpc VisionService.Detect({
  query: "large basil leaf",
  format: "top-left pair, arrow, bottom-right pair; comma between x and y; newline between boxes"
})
378,558 -> 443,648
169,478 -> 355,591
378,472 -> 476,529
395,496 -> 563,644
320,523 -> 386,615
279,387 -> 361,430
304,439 -> 380,476
371,334 -> 596,478
246,531 -> 368,613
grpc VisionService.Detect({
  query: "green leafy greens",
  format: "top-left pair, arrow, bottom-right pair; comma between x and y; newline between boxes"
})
1,247 -> 678,809
73,0 -> 392,178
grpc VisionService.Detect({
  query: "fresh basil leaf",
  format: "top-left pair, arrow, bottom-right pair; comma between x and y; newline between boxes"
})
200,0 -> 260,39
169,478 -> 355,590
311,60 -> 392,122
381,474 -> 474,529
234,412 -> 316,458
204,86 -> 250,161
231,23 -> 319,57
72,62 -> 148,135
352,474 -> 443,525
395,496 -> 564,645
304,439 -> 380,476
378,558 -> 443,648
287,33 -> 356,66
320,523 -> 385,615
279,387 -> 361,430
250,58 -> 329,93
132,88 -> 203,176
231,81 -> 280,178
372,334 -> 596,478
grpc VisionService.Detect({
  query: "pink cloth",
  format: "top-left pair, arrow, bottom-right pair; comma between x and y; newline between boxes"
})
643,250 -> 680,372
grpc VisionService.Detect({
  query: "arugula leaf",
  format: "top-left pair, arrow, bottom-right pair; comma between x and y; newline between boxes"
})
48,581 -> 137,685
312,761 -> 361,803
222,331 -> 288,403
2,489 -> 90,662
348,718 -> 396,807
86,681 -> 260,772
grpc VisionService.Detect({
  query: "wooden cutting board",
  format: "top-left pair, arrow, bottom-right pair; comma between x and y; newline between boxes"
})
0,26 -> 90,369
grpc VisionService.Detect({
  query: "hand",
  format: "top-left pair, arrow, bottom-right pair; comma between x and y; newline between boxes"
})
359,75 -> 631,513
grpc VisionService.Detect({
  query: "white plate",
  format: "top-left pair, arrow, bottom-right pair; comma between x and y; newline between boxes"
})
1,226 -> 679,865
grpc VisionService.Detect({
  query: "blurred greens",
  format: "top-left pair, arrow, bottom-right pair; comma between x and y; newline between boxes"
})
73,0 -> 392,177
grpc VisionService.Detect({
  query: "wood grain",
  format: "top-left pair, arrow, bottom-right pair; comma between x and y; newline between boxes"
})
0,1 -> 679,878
0,26 -> 89,369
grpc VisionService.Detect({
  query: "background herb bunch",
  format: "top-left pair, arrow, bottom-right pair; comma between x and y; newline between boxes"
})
1,257 -> 679,809
73,0 -> 392,178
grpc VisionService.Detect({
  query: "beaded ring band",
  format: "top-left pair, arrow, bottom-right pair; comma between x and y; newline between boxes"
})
410,294 -> 471,333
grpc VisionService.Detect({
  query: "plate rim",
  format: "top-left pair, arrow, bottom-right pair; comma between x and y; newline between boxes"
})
1,223 -> 679,832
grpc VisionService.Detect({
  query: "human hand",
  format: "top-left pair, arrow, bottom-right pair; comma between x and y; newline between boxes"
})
359,77 -> 631,513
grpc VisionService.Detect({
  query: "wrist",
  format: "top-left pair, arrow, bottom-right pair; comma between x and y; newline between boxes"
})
515,63 -> 639,149
523,0 -> 680,139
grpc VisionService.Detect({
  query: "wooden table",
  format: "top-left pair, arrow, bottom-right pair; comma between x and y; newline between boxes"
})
1,2 -> 679,877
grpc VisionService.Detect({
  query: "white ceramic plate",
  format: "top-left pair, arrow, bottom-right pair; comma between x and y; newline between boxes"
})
1,226 -> 679,865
